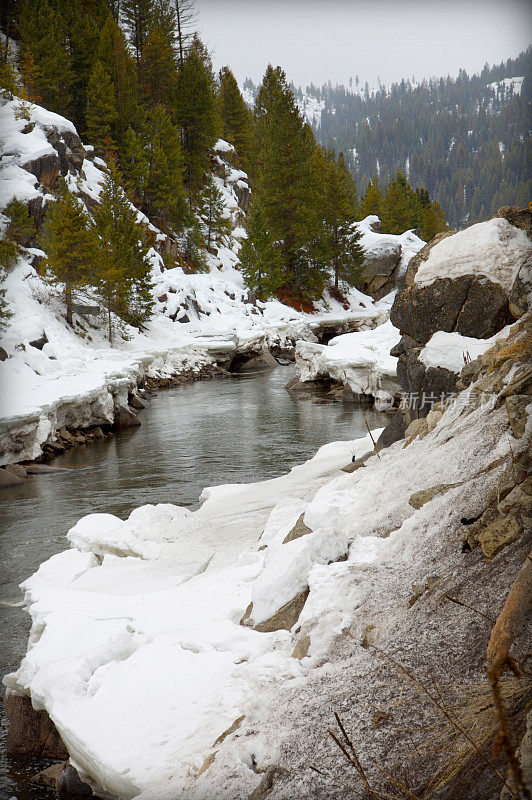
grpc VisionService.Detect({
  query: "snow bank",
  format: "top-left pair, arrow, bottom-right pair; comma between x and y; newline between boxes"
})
295,319 -> 401,406
414,218 -> 532,292
5,337 -> 527,799
419,328 -> 508,373
4,433 -> 377,798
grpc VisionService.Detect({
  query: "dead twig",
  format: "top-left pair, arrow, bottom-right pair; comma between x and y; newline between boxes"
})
364,418 -> 381,459
373,647 -> 509,787
439,593 -> 496,624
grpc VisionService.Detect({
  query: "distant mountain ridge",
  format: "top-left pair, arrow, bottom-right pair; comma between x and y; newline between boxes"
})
243,48 -> 531,228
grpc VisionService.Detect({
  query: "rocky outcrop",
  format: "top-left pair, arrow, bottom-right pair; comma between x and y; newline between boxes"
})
361,237 -> 402,299
380,213 -> 532,446
4,693 -> 68,759
23,127 -> 87,190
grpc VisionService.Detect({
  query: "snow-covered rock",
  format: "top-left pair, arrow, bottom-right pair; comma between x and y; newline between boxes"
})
355,215 -> 425,299
295,319 -> 401,408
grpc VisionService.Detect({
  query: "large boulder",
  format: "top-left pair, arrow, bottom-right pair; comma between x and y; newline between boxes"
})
380,214 -> 532,445
355,216 -> 425,299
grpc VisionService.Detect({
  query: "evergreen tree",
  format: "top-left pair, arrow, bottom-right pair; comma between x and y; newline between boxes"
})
420,200 -> 448,241
175,35 -> 220,196
359,175 -> 383,218
219,66 -> 253,172
93,159 -> 154,341
85,60 -> 119,156
19,0 -> 74,117
198,177 -> 231,251
142,106 -> 188,229
314,149 -> 364,291
41,181 -> 97,325
4,198 -> 37,247
139,26 -> 177,108
380,171 -> 418,233
122,0 -> 154,66
251,65 -> 324,300
120,125 -> 149,203
96,15 -> 138,136
239,199 -> 283,300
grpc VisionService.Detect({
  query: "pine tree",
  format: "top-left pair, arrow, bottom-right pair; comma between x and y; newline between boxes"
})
239,199 -> 283,300
120,126 -> 150,204
4,198 -> 37,247
359,176 -> 383,219
420,200 -> 448,241
198,177 -> 231,251
219,66 -> 253,172
93,159 -> 154,341
19,0 -> 74,117
314,149 -> 364,291
175,35 -> 220,197
41,181 -> 97,325
85,60 -> 119,156
96,15 -> 138,137
139,26 -> 177,108
143,106 -> 188,229
122,0 -> 154,66
251,65 -> 324,300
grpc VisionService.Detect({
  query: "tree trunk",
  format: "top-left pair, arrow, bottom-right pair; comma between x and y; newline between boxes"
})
176,1 -> 184,66
65,282 -> 73,326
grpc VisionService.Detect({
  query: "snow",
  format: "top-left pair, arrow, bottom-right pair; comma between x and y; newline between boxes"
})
414,218 -> 532,292
355,215 -> 425,277
487,76 -> 524,95
295,319 -> 401,407
419,328 -> 508,373
296,94 -> 325,127
0,96 -> 423,466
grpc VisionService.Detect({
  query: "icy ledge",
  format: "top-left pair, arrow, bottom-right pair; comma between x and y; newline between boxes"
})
294,318 -> 401,407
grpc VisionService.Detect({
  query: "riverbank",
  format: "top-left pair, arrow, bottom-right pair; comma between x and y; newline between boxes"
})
0,367 -> 390,800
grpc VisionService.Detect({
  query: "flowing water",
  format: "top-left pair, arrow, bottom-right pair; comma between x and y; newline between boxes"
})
0,366 -> 388,799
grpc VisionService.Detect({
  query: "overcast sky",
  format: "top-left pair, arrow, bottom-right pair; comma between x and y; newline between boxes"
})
196,0 -> 531,89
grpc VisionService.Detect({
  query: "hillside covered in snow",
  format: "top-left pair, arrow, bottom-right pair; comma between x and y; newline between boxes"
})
0,92 -> 424,469
242,48 -> 532,229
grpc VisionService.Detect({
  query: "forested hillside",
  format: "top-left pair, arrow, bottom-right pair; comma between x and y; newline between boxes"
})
1,0 -> 445,312
245,49 -> 532,228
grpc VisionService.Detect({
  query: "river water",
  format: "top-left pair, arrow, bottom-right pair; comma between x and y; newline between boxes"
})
0,366 -> 387,799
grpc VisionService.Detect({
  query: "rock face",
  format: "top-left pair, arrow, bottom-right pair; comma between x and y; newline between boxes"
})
361,237 -> 402,298
380,213 -> 532,446
23,127 -> 86,190
4,693 -> 68,759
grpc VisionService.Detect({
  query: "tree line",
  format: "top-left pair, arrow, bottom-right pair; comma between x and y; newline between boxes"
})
244,48 -> 531,229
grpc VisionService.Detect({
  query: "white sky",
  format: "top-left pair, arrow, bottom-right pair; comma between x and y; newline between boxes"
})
196,0 -> 532,89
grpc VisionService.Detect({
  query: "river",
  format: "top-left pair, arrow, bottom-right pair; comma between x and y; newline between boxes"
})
0,366 -> 387,799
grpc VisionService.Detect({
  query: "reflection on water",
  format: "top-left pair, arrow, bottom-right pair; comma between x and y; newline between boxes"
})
0,366 -> 387,798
